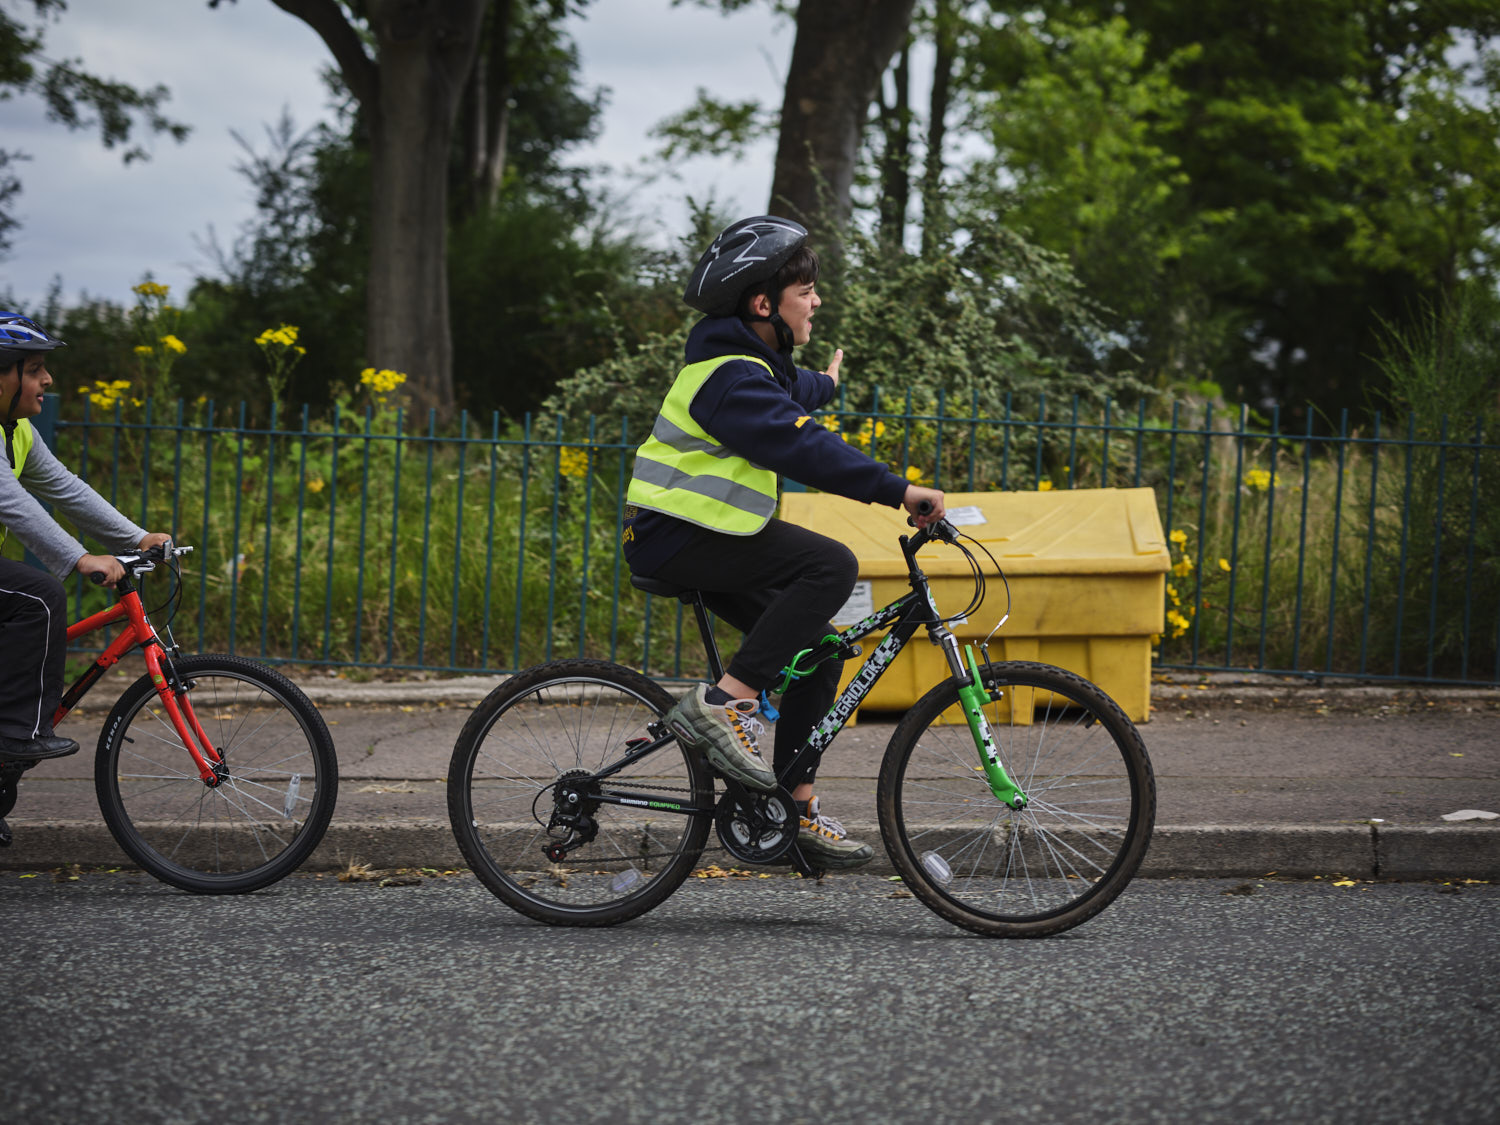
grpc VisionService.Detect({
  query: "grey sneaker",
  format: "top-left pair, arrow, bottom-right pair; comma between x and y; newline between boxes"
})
797,796 -> 874,870
666,684 -> 776,791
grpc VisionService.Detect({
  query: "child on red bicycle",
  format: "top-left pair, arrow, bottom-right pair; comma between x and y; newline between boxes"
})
0,312 -> 172,764
622,217 -> 944,869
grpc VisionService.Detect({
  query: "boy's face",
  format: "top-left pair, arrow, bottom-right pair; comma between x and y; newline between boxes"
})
772,279 -> 820,347
2,354 -> 53,420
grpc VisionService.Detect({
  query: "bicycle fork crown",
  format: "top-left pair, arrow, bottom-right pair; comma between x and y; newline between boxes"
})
955,645 -> 1027,810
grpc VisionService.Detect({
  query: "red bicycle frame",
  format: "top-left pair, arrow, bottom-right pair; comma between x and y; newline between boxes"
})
55,579 -> 224,784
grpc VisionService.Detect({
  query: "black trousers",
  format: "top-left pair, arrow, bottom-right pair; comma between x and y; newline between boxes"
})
638,518 -> 859,787
0,558 -> 67,741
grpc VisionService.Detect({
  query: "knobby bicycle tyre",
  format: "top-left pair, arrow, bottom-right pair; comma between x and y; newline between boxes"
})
877,661 -> 1155,937
94,654 -> 338,894
448,660 -> 713,927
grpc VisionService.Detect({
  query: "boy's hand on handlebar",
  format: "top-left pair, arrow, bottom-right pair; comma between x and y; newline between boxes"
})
903,485 -> 946,528
77,553 -> 124,588
139,532 -> 173,552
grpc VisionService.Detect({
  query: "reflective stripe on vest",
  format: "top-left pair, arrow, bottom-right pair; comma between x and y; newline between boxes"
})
5,417 -> 34,478
626,354 -> 779,535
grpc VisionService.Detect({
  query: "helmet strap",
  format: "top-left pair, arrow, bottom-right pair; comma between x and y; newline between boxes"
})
744,289 -> 796,355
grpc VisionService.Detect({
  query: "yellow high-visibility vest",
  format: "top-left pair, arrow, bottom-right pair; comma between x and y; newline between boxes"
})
626,354 -> 779,535
5,417 -> 34,477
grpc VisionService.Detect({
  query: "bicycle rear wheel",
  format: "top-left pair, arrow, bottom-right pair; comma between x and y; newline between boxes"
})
878,661 -> 1154,937
95,655 -> 337,893
448,660 -> 713,927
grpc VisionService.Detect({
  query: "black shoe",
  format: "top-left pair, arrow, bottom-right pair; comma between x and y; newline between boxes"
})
0,735 -> 80,762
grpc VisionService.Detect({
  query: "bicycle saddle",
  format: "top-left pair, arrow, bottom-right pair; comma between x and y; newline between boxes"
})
629,575 -> 700,603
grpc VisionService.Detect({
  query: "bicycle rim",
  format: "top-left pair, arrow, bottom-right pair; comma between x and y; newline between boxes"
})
879,661 -> 1154,937
95,655 -> 337,893
448,660 -> 712,926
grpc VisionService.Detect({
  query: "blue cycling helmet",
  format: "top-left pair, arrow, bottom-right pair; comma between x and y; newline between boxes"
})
1,312 -> 65,433
0,312 -> 66,369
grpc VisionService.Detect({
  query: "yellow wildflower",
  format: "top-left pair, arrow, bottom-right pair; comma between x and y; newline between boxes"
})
132,281 -> 170,300
1172,556 -> 1195,577
359,367 -> 408,395
1169,529 -> 1188,547
904,465 -> 926,486
307,477 -> 326,494
1218,558 -> 1232,572
133,345 -> 154,357
1243,469 -> 1278,491
559,447 -> 590,479
1166,609 -> 1191,638
1038,480 -> 1054,491
160,335 -> 187,355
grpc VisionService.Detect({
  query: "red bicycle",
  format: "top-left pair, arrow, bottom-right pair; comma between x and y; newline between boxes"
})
0,543 -> 337,892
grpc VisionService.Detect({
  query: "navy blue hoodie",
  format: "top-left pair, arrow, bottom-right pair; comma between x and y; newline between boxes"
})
624,316 -> 909,575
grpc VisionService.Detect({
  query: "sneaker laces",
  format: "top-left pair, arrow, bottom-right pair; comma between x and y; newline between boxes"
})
723,699 -> 766,757
802,795 -> 845,839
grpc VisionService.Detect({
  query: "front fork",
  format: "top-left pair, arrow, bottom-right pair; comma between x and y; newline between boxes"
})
142,646 -> 226,786
940,633 -> 1027,810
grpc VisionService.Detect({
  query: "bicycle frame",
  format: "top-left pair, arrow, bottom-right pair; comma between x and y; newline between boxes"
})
587,521 -> 1025,817
53,560 -> 224,785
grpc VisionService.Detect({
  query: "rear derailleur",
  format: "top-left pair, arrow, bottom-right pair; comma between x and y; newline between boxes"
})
538,769 -> 599,862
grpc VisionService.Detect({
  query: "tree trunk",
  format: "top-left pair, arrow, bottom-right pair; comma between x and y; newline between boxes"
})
920,0 -> 958,257
768,0 -> 916,252
270,0 -> 487,414
876,40 -> 911,250
460,0 -> 514,217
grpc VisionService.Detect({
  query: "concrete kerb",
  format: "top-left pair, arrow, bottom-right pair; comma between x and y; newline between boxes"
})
8,820 -> 1498,882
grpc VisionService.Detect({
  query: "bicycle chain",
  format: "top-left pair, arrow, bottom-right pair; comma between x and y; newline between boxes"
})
562,778 -> 786,867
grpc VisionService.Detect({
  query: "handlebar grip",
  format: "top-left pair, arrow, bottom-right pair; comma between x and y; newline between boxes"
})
915,499 -> 934,515
89,571 -> 105,585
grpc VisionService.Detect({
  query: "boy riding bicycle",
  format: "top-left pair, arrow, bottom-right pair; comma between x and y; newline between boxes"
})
0,312 -> 172,764
622,216 -> 945,870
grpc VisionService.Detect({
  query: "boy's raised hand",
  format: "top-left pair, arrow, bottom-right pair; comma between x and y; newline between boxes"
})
823,348 -> 843,387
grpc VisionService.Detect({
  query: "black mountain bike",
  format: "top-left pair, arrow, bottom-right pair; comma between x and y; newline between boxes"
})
447,510 -> 1155,937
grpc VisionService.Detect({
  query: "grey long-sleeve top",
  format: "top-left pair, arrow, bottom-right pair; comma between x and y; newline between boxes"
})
1,427 -> 147,579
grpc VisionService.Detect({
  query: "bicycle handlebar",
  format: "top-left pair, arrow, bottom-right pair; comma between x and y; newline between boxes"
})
906,499 -> 960,547
88,544 -> 194,585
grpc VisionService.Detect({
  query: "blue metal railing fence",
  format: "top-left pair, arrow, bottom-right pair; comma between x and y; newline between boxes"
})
22,391 -> 1497,687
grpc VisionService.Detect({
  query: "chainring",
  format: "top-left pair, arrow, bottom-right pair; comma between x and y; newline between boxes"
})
714,785 -> 799,864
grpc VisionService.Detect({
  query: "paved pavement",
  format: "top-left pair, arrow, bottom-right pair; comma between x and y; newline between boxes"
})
3,669 -> 1497,879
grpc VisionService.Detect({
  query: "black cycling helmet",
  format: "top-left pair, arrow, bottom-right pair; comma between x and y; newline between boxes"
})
683,215 -> 809,352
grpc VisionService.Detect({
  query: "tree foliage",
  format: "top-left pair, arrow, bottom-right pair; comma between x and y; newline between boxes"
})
0,0 -> 190,256
963,0 -> 1500,413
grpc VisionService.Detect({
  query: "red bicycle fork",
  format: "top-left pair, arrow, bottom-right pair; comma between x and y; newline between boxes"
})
58,591 -> 225,785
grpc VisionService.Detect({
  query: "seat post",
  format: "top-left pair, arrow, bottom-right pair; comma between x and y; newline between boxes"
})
688,593 -> 726,683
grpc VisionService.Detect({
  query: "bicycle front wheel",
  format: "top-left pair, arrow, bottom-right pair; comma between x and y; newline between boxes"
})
448,660 -> 713,927
95,655 -> 338,894
878,661 -> 1154,937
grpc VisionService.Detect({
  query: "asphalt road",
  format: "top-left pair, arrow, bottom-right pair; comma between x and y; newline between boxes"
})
4,870 -> 1496,1124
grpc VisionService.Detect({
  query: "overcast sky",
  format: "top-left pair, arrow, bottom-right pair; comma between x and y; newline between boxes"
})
0,0 -> 792,310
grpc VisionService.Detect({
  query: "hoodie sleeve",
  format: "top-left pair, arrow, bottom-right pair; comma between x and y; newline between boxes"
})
785,364 -> 838,412
1,439 -> 147,578
689,359 -> 909,509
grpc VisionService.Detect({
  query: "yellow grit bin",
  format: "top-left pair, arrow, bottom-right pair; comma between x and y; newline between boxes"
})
779,487 -> 1169,722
